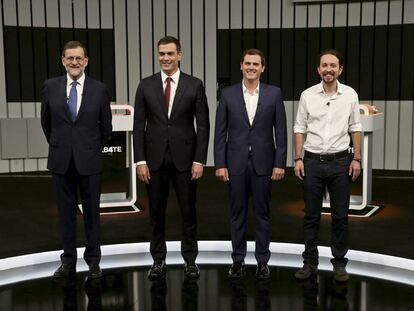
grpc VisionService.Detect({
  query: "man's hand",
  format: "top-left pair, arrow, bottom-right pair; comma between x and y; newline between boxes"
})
136,164 -> 151,184
294,160 -> 305,180
215,168 -> 229,182
191,163 -> 204,180
271,168 -> 285,181
349,159 -> 361,181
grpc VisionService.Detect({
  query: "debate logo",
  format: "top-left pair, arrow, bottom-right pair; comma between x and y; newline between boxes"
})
102,146 -> 122,153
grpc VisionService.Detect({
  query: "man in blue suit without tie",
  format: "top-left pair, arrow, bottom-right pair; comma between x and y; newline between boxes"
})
41,41 -> 112,279
214,49 -> 287,279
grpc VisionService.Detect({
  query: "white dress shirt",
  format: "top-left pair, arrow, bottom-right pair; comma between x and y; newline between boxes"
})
242,80 -> 259,125
66,73 -> 85,114
161,69 -> 180,118
294,80 -> 362,154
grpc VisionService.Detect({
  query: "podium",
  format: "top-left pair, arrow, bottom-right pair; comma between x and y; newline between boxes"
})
322,105 -> 384,217
79,105 -> 139,215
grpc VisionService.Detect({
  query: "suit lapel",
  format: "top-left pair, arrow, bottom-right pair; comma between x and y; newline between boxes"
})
237,83 -> 251,126
154,73 -> 168,118
75,76 -> 89,122
251,83 -> 267,128
60,75 -> 73,122
169,73 -> 186,120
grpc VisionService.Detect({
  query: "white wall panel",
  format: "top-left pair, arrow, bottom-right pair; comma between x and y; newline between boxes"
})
3,0 -> 17,26
256,0 -> 268,29
217,0 -> 229,30
86,0 -> 100,28
114,0 -> 128,104
361,1 -> 375,26
32,0 -> 46,27
334,2 -> 348,27
384,101 -> 399,170
398,101 -> 413,170
404,0 -> 414,23
166,0 -> 178,38
372,101 -> 385,169
73,0 -> 87,29
294,3 -> 307,28
192,0 -> 204,81
127,0 -> 140,104
17,0 -> 31,27
139,0 -> 154,79
59,0 -> 73,28
320,3 -> 334,27
178,0 -> 192,74
101,0 -> 113,29
269,0 -> 281,28
389,0 -> 403,25
0,2 -> 7,118
282,0 -> 294,28
308,3 -> 321,28
348,2 -> 361,27
243,0 -> 255,29
153,0 -> 166,75
230,0 -> 242,29
375,1 -> 389,25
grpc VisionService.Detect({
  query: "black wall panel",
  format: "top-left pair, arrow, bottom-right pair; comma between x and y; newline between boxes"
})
218,24 -> 414,100
3,26 -> 115,102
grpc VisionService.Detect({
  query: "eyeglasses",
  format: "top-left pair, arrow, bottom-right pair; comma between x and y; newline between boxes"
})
65,56 -> 85,63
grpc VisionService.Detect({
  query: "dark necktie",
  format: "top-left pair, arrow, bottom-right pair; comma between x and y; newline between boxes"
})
165,77 -> 172,112
68,81 -> 78,122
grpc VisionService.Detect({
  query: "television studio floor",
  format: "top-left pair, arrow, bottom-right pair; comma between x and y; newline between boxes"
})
0,167 -> 413,310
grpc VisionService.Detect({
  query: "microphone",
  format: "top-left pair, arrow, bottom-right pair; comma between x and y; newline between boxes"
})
326,102 -> 330,106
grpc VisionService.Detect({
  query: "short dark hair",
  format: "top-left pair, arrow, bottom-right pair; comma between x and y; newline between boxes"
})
157,36 -> 181,53
319,49 -> 343,67
62,40 -> 88,57
240,48 -> 266,66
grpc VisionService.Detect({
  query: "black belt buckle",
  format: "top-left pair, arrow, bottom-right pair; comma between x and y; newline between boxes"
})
319,153 -> 334,162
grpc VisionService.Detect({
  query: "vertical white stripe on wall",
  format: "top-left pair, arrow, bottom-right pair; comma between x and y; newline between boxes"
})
140,0 -> 154,79
17,0 -> 31,27
101,0 -> 113,29
372,101 -> 385,169
269,0 -> 281,29
398,101 -> 413,170
404,0 -> 414,23
294,3 -> 307,28
230,0 -> 242,29
178,0 -> 191,74
217,0 -> 229,30
32,0 -> 45,28
282,0 -> 294,28
243,0 -> 255,29
45,0 -> 59,30
384,101 -> 399,170
0,0 -> 7,119
114,0 -> 128,104
334,2 -> 348,27
166,0 -> 178,38
320,3 -> 334,27
127,0 -> 140,104
285,100 -> 294,166
375,1 -> 389,25
389,0 -> 403,25
73,0 -> 87,29
348,2 -> 361,27
205,0 -> 216,166
153,0 -> 166,77
361,1 -> 375,26
87,0 -> 100,28
3,0 -> 17,26
308,3 -> 321,28
256,0 -> 268,29
192,0 -> 204,81
59,0 -> 73,28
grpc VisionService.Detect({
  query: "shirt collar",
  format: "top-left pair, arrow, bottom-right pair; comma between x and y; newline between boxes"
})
161,68 -> 180,84
317,80 -> 343,95
67,73 -> 85,87
242,80 -> 260,95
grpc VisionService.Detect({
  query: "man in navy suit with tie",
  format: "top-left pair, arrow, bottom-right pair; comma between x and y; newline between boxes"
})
214,49 -> 287,279
41,41 -> 112,279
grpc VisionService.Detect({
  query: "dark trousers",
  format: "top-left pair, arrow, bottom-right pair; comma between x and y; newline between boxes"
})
302,155 -> 351,267
147,148 -> 198,263
53,158 -> 101,265
229,157 -> 272,264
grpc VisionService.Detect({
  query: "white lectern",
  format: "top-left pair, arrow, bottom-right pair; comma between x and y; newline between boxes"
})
79,105 -> 139,215
323,105 -> 384,217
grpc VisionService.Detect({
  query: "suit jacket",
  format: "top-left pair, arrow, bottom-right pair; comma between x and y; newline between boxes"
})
133,71 -> 210,172
41,75 -> 112,175
214,82 -> 287,176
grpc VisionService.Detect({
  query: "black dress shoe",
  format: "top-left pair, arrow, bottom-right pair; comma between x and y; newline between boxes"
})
184,262 -> 200,279
148,260 -> 166,280
53,263 -> 76,278
88,264 -> 103,279
228,261 -> 245,279
255,263 -> 270,279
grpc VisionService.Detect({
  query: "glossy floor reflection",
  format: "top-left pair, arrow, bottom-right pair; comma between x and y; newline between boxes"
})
1,265 -> 413,310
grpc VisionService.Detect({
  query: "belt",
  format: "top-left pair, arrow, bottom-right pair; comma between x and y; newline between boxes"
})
304,150 -> 349,162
